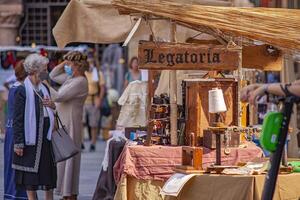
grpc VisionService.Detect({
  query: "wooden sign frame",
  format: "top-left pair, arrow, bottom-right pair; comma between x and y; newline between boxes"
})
138,41 -> 241,71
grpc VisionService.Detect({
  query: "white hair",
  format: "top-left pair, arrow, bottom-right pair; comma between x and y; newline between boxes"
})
23,53 -> 49,74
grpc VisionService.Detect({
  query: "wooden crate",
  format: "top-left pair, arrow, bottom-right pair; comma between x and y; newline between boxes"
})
183,78 -> 238,146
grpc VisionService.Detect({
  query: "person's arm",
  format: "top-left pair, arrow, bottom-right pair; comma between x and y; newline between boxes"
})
4,82 -> 10,90
13,86 -> 26,155
123,72 -> 130,90
49,78 -> 88,103
49,61 -> 68,85
246,80 -> 300,104
265,81 -> 300,97
96,72 -> 106,108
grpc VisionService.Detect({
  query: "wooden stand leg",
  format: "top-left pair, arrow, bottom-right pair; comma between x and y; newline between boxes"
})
216,134 -> 221,165
193,148 -> 203,170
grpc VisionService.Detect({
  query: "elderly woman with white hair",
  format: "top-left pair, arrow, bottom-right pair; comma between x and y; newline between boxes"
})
12,53 -> 57,200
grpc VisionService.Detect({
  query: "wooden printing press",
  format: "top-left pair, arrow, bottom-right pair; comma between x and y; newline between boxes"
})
175,78 -> 263,173
182,78 -> 239,146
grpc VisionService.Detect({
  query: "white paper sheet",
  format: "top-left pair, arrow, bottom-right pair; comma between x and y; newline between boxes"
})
160,173 -> 197,197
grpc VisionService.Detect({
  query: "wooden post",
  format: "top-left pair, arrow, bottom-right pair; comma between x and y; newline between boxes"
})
216,133 -> 221,165
282,54 -> 299,158
145,70 -> 154,146
145,35 -> 155,146
249,70 -> 257,125
170,22 -> 178,145
237,48 -> 243,126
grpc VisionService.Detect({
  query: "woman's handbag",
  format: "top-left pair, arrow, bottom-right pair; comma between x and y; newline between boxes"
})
100,95 -> 111,117
51,113 -> 80,163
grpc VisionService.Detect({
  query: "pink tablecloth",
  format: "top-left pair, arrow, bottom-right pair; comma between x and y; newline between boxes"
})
113,143 -> 263,183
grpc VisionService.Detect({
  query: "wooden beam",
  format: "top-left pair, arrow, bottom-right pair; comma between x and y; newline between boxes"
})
170,21 -> 178,145
237,48 -> 243,126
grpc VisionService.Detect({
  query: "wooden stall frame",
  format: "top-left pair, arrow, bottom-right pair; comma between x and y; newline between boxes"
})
139,19 -> 242,146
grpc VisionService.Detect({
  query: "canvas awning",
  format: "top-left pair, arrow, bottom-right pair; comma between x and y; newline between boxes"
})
53,0 -> 300,52
112,0 -> 300,52
53,0 -> 236,48
52,0 -> 133,48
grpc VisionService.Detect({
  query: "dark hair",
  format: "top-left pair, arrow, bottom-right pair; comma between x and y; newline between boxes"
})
129,56 -> 138,69
15,60 -> 27,81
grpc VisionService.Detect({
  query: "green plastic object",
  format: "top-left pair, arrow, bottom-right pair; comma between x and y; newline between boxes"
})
288,161 -> 300,173
260,112 -> 283,152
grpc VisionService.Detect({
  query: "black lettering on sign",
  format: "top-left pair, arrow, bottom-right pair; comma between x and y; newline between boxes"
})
213,53 -> 220,63
144,50 -> 222,65
199,53 -> 205,63
176,54 -> 184,64
191,53 -> 198,63
167,54 -> 175,66
207,53 -> 212,63
139,42 -> 240,70
184,51 -> 189,63
144,49 -> 157,63
158,53 -> 165,63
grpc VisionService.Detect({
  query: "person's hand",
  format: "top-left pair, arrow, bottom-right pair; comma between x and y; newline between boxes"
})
95,97 -> 103,109
240,87 -> 249,102
249,86 -> 266,105
43,97 -> 56,110
42,80 -> 50,86
57,60 -> 68,70
61,60 -> 68,66
14,148 -> 23,156
240,84 -> 262,102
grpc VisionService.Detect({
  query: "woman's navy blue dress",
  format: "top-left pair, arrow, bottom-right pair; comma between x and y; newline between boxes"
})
4,84 -> 28,200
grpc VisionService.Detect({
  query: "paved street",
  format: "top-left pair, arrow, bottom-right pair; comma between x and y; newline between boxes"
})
0,138 -> 106,200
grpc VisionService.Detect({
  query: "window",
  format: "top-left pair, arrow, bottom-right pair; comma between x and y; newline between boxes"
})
20,0 -> 68,46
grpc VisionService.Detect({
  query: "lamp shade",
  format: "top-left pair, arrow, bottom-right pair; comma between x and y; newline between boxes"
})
208,88 -> 227,113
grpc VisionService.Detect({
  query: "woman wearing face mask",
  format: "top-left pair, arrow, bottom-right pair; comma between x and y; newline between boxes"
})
47,51 -> 88,200
12,54 -> 56,200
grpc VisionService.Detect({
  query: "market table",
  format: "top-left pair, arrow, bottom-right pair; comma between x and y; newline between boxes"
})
114,172 -> 300,200
113,143 -> 264,200
166,173 -> 300,200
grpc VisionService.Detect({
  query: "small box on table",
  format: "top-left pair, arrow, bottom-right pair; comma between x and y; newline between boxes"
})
203,129 -> 240,149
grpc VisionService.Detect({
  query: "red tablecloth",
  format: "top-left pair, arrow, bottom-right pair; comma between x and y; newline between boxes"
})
113,143 -> 263,183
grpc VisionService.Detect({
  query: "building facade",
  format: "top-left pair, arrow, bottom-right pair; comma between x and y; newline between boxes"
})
0,0 -> 23,45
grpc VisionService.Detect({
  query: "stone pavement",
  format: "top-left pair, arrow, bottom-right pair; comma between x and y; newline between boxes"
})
0,139 -> 106,200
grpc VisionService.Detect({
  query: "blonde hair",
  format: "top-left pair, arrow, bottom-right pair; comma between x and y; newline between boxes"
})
63,51 -> 89,74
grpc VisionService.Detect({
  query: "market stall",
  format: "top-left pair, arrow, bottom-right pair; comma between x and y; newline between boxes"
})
112,144 -> 263,200
52,0 -> 300,200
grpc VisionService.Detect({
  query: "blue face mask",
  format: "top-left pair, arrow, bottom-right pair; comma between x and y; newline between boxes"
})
64,65 -> 73,76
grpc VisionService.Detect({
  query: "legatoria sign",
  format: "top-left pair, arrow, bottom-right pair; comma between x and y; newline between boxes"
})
138,41 -> 240,70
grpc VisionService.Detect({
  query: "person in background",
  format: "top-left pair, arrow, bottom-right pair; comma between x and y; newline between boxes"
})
82,57 -> 105,152
12,54 -> 56,200
4,60 -> 28,200
267,72 -> 280,83
123,56 -> 141,89
47,51 -> 88,200
3,74 -> 17,90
